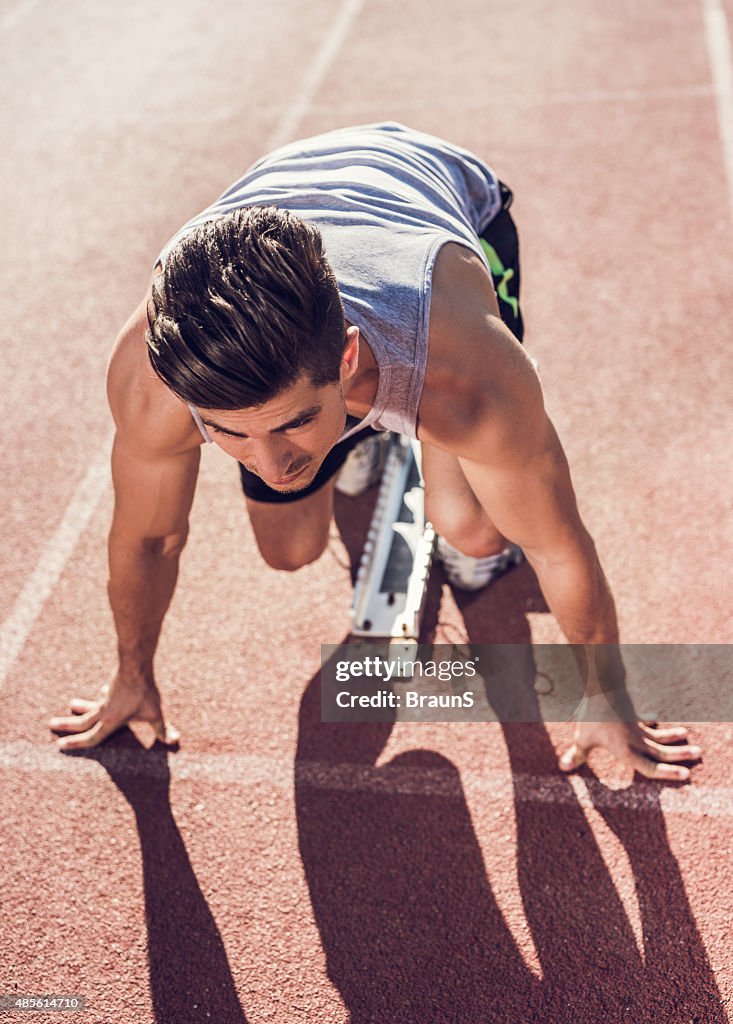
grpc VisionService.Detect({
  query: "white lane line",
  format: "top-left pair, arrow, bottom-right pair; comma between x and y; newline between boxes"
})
703,0 -> 733,217
0,0 -> 40,34
265,0 -> 365,151
0,441 -> 112,686
0,0 -> 365,685
2,740 -> 730,817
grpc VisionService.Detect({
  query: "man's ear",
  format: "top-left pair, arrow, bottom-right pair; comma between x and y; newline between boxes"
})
340,325 -> 360,381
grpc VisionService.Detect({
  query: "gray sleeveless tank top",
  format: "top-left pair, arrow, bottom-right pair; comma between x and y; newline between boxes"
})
156,122 -> 503,443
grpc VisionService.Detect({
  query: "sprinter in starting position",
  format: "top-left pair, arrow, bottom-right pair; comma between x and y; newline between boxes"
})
49,123 -> 701,780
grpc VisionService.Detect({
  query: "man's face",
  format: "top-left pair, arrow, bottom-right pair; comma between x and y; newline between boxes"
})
196,374 -> 349,494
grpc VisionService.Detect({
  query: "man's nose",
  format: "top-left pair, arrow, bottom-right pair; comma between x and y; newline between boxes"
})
253,442 -> 296,483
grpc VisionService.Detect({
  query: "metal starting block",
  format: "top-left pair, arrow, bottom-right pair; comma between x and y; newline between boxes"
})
350,434 -> 435,652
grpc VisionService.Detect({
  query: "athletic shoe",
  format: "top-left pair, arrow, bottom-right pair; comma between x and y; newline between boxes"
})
335,433 -> 387,496
436,536 -> 523,591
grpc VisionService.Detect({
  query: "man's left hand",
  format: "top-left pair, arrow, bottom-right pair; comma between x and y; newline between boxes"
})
559,717 -> 702,782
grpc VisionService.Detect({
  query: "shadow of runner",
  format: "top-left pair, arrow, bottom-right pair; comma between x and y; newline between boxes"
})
299,532 -> 727,1022
70,735 -> 248,1024
304,491 -> 544,1020
588,778 -> 729,1024
318,490 -> 726,1021
460,582 -> 729,1024
295,675 -> 542,1023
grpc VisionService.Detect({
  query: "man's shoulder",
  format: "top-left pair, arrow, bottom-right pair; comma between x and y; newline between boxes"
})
107,292 -> 202,458
419,242 -> 543,459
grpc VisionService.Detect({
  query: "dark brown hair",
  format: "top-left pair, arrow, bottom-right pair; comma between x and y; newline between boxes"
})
146,205 -> 346,408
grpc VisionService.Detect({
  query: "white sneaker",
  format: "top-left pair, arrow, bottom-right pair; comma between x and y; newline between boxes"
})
436,536 -> 523,591
335,433 -> 387,496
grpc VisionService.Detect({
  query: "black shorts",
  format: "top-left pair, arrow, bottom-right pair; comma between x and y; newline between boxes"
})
479,181 -> 524,343
240,181 -> 524,505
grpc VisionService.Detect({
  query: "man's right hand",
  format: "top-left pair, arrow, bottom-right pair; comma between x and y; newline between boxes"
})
52,289 -> 201,755
48,670 -> 180,751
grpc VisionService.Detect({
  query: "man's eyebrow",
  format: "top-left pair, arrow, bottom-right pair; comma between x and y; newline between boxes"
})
200,405 -> 322,438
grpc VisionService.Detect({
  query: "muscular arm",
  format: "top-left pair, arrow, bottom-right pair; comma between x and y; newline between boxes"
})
50,295 -> 202,749
108,434 -> 200,677
458,368 -> 618,646
420,244 -> 700,780
422,243 -> 616,643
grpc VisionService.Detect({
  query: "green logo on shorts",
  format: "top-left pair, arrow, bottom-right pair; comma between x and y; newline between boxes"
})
480,238 -> 519,318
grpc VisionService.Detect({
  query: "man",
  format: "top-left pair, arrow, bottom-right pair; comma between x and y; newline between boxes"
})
49,122 -> 700,780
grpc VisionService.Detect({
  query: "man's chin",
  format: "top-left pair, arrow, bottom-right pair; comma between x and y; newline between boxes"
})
265,462 -> 320,494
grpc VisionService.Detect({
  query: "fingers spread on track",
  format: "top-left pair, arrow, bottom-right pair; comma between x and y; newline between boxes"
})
642,737 -> 702,764
631,752 -> 690,782
48,708 -> 101,735
57,719 -> 112,751
640,723 -> 690,743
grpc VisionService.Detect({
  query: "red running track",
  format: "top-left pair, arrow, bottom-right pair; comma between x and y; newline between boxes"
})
1,0 -> 732,1020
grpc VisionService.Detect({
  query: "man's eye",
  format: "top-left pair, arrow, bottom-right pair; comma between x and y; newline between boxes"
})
288,417 -> 315,431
